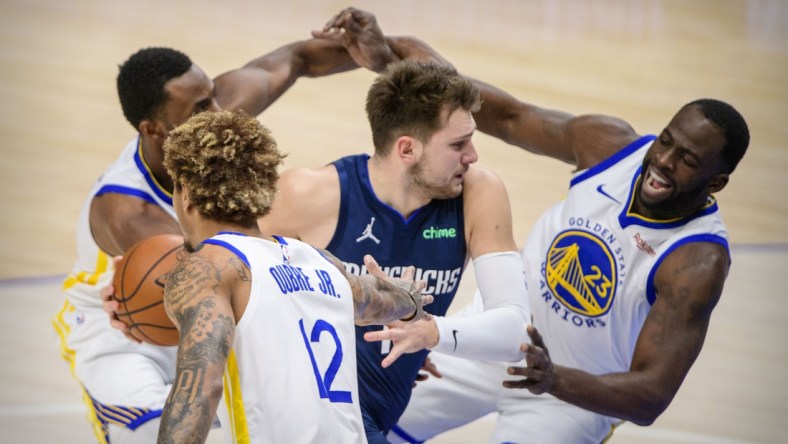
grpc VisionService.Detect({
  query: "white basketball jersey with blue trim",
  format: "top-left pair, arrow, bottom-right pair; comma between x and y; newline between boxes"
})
65,137 -> 176,310
54,137 -> 178,441
523,135 -> 728,375
209,233 -> 367,444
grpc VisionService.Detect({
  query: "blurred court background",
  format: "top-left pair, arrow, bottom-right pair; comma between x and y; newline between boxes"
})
0,0 -> 786,443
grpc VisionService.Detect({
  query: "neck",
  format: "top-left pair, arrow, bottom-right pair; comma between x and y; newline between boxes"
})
140,136 -> 174,193
194,219 -> 264,245
367,155 -> 430,219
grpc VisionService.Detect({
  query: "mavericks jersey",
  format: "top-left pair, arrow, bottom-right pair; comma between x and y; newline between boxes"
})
523,135 -> 729,375
208,233 -> 366,444
327,154 -> 468,433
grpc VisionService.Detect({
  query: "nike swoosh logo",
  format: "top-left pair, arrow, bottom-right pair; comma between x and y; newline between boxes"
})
596,184 -> 621,204
452,329 -> 459,352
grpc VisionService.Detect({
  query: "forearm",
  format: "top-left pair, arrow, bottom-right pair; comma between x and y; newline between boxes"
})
432,251 -> 529,361
385,36 -> 453,67
158,369 -> 223,443
549,366 -> 672,425
432,306 -> 526,361
353,274 -> 418,326
246,38 -> 357,78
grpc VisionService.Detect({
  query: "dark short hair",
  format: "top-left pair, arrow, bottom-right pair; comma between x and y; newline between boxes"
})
116,47 -> 192,130
685,98 -> 749,173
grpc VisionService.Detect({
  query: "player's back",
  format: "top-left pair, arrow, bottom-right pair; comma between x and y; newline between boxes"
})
208,232 -> 367,444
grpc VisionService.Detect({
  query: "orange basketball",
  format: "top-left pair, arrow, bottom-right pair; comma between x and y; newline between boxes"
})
112,234 -> 187,346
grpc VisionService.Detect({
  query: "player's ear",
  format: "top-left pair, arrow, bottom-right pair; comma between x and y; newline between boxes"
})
396,136 -> 421,165
139,118 -> 166,141
707,173 -> 729,194
174,182 -> 195,213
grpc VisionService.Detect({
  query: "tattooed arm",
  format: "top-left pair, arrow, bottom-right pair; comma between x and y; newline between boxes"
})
158,246 -> 249,444
320,250 -> 431,326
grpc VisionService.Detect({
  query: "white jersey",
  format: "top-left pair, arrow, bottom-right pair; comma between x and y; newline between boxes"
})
64,136 -> 177,311
209,233 -> 367,444
523,135 -> 729,374
389,135 -> 731,444
53,137 -> 178,443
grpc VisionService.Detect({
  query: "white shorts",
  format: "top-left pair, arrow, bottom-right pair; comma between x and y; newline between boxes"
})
387,351 -> 619,444
54,293 -> 177,443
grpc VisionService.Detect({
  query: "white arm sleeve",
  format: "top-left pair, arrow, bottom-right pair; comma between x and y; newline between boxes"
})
430,251 -> 530,362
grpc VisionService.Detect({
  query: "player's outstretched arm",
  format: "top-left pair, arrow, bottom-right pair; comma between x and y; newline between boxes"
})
159,249 -> 239,443
316,8 -> 641,169
505,241 -> 729,425
322,250 -> 431,326
213,38 -> 357,116
314,7 -> 451,73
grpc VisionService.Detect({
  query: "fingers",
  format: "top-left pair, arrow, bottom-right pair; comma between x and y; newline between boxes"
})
401,264 -> 415,281
380,348 -> 403,368
363,254 -> 390,281
422,359 -> 442,378
420,294 -> 434,307
527,324 -> 544,347
364,329 -> 393,343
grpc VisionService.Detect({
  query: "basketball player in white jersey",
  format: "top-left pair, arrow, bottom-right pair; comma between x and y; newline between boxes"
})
158,110 -> 431,444
54,40 -> 362,443
314,9 -> 750,443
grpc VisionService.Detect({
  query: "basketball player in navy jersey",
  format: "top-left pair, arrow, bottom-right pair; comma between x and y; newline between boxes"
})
315,8 -> 751,443
158,110 -> 432,443
258,60 -> 531,443
56,40 -> 364,443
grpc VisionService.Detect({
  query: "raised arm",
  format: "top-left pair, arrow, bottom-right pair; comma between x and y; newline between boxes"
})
316,7 -> 640,169
159,248 -> 243,443
213,38 -> 357,116
505,241 -> 729,425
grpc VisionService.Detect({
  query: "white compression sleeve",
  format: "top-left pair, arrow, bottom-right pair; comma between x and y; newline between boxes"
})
430,251 -> 530,361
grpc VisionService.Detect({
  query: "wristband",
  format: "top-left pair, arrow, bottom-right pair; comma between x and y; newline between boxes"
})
398,287 -> 419,322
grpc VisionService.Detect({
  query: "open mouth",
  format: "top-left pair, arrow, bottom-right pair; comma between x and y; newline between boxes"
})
642,167 -> 672,198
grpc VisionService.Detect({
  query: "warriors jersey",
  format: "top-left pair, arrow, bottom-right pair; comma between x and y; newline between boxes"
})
207,233 -> 366,444
63,136 -> 176,311
53,137 -> 178,442
326,154 -> 468,434
523,135 -> 729,374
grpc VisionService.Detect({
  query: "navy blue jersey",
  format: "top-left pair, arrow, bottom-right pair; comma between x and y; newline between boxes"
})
326,154 -> 468,436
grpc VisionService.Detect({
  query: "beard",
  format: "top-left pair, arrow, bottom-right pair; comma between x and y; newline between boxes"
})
637,163 -> 711,217
409,161 -> 463,200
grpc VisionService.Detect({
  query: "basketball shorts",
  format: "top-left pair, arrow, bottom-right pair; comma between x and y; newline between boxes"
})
54,287 -> 177,443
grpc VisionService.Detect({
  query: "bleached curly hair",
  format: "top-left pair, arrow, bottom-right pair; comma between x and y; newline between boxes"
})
163,110 -> 286,226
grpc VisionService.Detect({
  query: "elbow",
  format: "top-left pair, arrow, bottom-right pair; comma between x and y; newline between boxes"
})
627,396 -> 671,426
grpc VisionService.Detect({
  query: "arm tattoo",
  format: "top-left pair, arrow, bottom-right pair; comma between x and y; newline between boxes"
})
159,254 -> 236,443
353,274 -> 419,325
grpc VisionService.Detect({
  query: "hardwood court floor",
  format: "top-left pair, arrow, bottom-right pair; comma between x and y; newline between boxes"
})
0,0 -> 786,443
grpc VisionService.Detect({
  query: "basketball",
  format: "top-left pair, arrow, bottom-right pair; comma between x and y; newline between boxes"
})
112,234 -> 187,346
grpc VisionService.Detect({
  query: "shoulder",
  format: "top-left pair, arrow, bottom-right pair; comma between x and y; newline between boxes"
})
462,166 -> 508,199
568,114 -> 641,170
654,240 -> 730,310
280,164 -> 339,192
275,164 -> 342,207
166,243 -> 248,297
